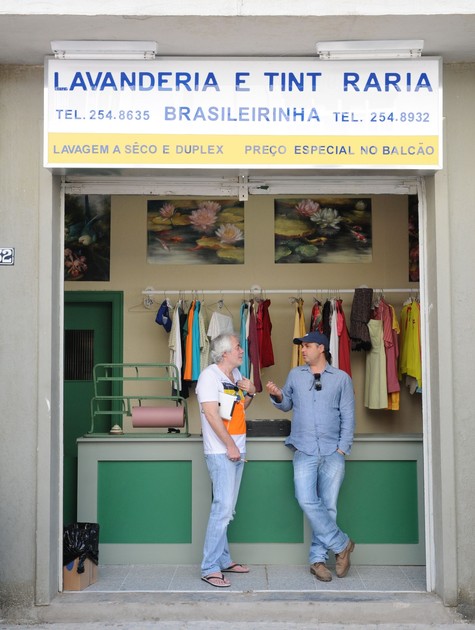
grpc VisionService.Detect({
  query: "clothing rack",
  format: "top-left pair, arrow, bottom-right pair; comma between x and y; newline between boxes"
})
142,287 -> 418,296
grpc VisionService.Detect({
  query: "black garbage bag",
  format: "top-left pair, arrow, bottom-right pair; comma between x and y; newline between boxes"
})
63,522 -> 100,573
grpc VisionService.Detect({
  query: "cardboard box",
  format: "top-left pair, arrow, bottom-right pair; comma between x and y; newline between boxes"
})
63,557 -> 98,591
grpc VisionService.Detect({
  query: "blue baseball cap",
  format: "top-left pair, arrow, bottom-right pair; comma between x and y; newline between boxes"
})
293,331 -> 329,349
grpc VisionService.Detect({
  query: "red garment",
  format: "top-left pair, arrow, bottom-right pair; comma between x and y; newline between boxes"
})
310,300 -> 323,332
247,300 -> 262,392
373,299 -> 400,394
256,299 -> 275,368
336,299 -> 352,377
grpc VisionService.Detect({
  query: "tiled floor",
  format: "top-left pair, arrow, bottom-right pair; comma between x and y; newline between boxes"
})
83,564 -> 426,593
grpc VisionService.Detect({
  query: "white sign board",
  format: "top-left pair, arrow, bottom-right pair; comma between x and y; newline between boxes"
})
44,57 -> 442,170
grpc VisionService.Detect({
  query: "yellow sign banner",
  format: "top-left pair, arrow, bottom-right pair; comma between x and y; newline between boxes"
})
48,133 -> 439,168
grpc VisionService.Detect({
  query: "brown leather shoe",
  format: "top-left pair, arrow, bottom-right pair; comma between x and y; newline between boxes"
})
335,539 -> 355,578
310,562 -> 332,582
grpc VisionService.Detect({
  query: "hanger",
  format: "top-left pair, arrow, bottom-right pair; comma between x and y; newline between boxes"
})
128,294 -> 157,313
207,292 -> 233,317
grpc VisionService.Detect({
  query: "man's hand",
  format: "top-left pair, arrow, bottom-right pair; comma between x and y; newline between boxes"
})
266,380 -> 283,402
226,442 -> 241,462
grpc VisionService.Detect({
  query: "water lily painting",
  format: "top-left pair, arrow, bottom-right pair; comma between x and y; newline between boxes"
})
274,197 -> 372,264
64,194 -> 111,281
147,199 -> 244,265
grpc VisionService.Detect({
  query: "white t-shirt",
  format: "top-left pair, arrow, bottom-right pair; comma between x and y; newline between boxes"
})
195,363 -> 246,455
207,311 -> 234,340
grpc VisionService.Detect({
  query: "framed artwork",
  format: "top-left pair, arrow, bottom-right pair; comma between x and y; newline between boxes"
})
408,195 -> 419,282
64,194 -> 111,281
274,197 -> 372,263
147,199 -> 244,264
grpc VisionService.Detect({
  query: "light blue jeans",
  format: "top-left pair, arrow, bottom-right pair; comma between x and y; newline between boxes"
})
293,449 -> 350,564
201,453 -> 245,577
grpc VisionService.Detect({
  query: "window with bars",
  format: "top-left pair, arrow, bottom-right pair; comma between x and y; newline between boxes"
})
64,329 -> 94,380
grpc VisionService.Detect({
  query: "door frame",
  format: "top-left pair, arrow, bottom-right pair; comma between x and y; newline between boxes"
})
59,174 -> 436,593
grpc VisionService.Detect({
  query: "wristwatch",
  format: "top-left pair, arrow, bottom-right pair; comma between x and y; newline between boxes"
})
246,392 -> 256,398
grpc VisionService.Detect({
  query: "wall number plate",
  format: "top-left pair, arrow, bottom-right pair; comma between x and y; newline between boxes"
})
0,248 -> 15,265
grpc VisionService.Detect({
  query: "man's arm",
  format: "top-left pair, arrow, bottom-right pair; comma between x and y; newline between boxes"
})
201,401 -> 241,461
337,375 -> 356,455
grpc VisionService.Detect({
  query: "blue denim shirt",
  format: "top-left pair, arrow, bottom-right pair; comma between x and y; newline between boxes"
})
271,363 -> 355,456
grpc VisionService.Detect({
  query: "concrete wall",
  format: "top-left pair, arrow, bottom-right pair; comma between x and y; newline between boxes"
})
2,61 -> 475,616
0,65 -> 42,614
443,64 -> 475,613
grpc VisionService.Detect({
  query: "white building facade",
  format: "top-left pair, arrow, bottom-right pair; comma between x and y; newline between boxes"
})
1,0 -> 475,619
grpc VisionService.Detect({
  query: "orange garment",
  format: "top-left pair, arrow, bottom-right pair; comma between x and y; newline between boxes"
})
183,300 -> 195,381
222,387 -> 247,437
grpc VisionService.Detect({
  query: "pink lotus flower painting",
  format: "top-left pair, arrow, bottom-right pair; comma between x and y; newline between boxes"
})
147,199 -> 244,264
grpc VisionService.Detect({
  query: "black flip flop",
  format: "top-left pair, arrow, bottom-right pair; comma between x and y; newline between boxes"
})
222,563 -> 250,573
201,573 -> 231,588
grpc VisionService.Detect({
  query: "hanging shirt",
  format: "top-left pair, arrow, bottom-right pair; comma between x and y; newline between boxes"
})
207,310 -> 234,340
321,299 -> 332,341
398,300 -> 422,389
169,301 -> 190,398
183,300 -> 195,381
169,301 -> 183,390
256,298 -> 275,368
291,298 -> 306,368
364,319 -> 388,409
386,305 -> 401,410
310,300 -> 323,332
349,287 -> 373,351
191,300 -> 201,380
155,298 -> 172,332
247,299 -> 262,392
199,304 -> 210,372
329,298 -> 339,368
336,299 -> 352,377
239,302 -> 250,378
373,298 -> 400,395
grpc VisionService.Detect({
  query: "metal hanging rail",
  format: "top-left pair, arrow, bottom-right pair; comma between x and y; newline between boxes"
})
142,287 -> 418,296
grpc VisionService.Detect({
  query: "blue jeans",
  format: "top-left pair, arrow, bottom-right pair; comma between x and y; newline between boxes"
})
201,453 -> 245,577
293,449 -> 349,564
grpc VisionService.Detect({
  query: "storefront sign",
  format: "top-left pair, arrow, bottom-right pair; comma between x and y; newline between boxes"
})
44,57 -> 442,170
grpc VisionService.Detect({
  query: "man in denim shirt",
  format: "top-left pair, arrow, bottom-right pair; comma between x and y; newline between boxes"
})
266,331 -> 355,582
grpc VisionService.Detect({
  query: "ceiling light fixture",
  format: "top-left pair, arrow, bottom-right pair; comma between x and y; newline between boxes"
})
51,40 -> 157,60
316,39 -> 424,60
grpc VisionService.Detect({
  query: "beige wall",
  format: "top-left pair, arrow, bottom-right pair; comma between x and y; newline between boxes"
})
67,192 -> 422,435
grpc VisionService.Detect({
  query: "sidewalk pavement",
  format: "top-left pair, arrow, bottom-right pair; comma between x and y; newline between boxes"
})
1,591 -> 475,629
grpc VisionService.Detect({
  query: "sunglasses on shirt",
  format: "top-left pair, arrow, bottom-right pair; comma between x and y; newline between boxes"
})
312,373 -> 322,391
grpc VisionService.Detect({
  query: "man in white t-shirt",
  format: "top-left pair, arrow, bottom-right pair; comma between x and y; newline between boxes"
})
196,332 -> 256,588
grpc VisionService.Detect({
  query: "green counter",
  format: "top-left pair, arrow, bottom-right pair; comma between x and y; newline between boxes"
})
77,434 -> 424,565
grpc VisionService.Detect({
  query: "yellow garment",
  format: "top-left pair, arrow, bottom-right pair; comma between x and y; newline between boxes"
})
398,301 -> 422,388
387,392 -> 400,410
291,298 -> 306,368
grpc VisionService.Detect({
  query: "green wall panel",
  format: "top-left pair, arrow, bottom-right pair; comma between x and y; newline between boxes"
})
228,461 -> 303,543
98,461 -> 192,543
337,460 -> 419,544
